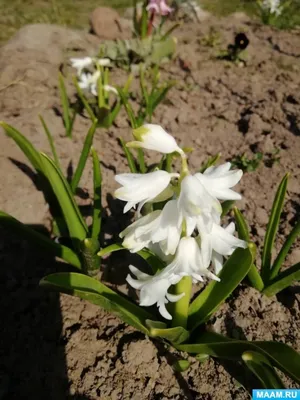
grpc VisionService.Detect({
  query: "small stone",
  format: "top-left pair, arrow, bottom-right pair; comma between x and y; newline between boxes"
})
255,207 -> 269,226
89,7 -> 131,40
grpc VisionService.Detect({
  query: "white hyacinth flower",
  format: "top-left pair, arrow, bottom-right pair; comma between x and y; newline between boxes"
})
127,265 -> 183,320
178,175 -> 222,234
103,84 -> 119,95
195,162 -> 243,201
120,200 -> 182,255
114,170 -> 178,213
70,57 -> 93,75
127,236 -> 219,319
127,124 -> 185,156
78,70 -> 101,95
199,221 -> 247,275
96,58 -> 111,67
262,0 -> 282,15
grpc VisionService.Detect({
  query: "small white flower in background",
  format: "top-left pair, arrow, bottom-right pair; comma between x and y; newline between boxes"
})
103,84 -> 119,96
115,124 -> 247,319
70,57 -> 93,75
127,124 -> 185,156
114,170 -> 178,213
195,163 -> 243,201
261,0 -> 282,15
96,58 -> 111,67
78,70 -> 101,95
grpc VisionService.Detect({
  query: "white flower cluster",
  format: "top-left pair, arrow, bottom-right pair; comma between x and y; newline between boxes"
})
70,57 -> 118,97
114,124 -> 247,319
261,0 -> 282,16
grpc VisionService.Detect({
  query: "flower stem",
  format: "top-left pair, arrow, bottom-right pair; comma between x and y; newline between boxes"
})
172,276 -> 192,329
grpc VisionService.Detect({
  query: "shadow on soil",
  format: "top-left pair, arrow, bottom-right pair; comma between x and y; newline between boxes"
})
0,226 -> 92,400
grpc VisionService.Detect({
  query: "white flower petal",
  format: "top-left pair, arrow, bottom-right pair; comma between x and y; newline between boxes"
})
128,124 -> 184,155
212,252 -> 223,275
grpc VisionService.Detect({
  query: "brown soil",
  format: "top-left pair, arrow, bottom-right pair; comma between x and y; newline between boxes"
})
0,13 -> 300,400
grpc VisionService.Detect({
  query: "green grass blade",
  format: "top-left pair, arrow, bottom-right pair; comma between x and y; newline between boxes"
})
71,119 -> 98,193
242,351 -> 285,389
40,272 -> 153,334
118,137 -> 137,173
118,88 -> 137,128
263,262 -> 300,297
188,246 -> 253,331
91,147 -> 102,239
58,72 -> 72,137
152,84 -> 174,112
39,115 -> 61,169
1,121 -> 43,173
261,174 -> 289,281
177,331 -> 300,385
270,220 -> 300,280
40,153 -> 88,241
73,77 -> 97,122
0,211 -> 81,269
234,208 -> 264,291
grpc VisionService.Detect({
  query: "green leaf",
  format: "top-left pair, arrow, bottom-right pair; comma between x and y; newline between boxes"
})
98,243 -> 165,273
270,220 -> 300,280
1,121 -> 43,173
242,351 -> 285,389
148,325 -> 190,344
119,137 -> 137,173
91,147 -> 102,239
151,84 -> 174,113
221,200 -> 235,218
118,89 -> 138,129
233,207 -> 250,241
58,72 -> 72,137
0,211 -> 81,268
172,360 -> 190,372
188,246 -> 253,331
176,331 -> 300,385
40,272 -> 152,334
199,153 -> 221,173
234,208 -> 264,291
261,174 -> 289,281
263,262 -> 300,297
40,153 -> 88,241
71,119 -> 98,193
39,115 -> 61,169
73,77 -> 97,122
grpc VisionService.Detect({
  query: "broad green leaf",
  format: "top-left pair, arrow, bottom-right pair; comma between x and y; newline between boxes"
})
58,72 -> 72,137
71,119 -> 98,193
263,262 -> 300,297
261,174 -> 289,281
119,137 -> 137,173
176,331 -> 300,384
1,121 -> 43,173
188,246 -> 253,331
172,360 -> 190,372
199,153 -> 221,173
148,325 -> 190,344
98,243 -> 165,273
40,272 -> 152,334
40,153 -> 88,241
0,211 -> 81,268
242,351 -> 285,389
270,220 -> 300,280
39,115 -> 61,170
234,208 -> 264,291
91,147 -> 102,239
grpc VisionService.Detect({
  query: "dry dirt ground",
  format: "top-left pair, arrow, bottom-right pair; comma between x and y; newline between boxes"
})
0,12 -> 300,400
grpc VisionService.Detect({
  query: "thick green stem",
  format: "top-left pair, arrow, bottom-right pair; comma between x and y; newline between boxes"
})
172,276 -> 192,329
247,264 -> 264,292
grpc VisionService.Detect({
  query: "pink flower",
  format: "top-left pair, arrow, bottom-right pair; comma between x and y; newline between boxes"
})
147,0 -> 173,16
